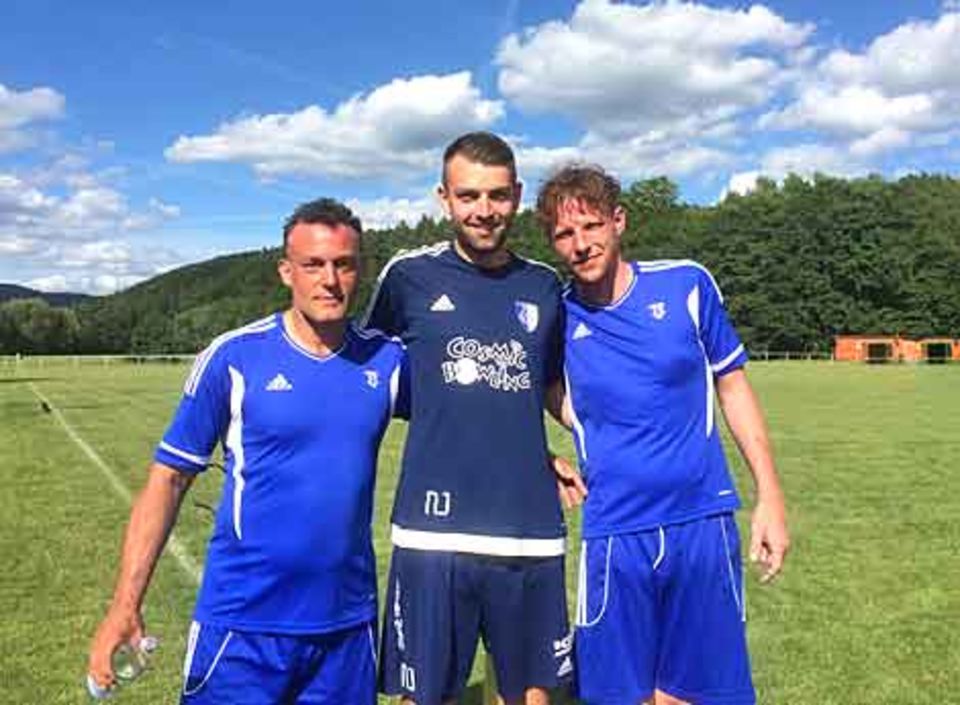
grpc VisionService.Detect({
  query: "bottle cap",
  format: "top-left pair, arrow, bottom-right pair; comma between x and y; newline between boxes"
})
139,635 -> 159,654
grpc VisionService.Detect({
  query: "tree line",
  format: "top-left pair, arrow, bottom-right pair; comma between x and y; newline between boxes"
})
2,172 -> 958,356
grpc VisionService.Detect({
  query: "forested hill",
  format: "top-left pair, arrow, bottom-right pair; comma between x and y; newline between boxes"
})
2,172 -> 959,355
0,284 -> 92,307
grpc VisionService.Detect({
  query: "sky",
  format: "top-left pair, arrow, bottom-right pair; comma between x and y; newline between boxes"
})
2,0 -> 959,294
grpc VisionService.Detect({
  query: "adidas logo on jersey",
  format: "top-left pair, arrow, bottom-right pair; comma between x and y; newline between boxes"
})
430,294 -> 455,312
265,373 -> 293,392
572,322 -> 592,340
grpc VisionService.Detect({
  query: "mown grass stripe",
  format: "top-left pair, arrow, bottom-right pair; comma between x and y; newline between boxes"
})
28,381 -> 202,585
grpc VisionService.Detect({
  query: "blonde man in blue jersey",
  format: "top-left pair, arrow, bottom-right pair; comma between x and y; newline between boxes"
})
537,165 -> 789,705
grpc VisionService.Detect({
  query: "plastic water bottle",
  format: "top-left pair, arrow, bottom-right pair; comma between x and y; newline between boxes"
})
86,636 -> 159,700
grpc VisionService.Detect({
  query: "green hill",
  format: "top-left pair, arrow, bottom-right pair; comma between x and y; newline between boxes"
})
0,283 -> 92,307
74,249 -> 290,353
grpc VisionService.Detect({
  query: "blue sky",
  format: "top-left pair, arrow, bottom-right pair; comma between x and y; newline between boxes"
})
2,0 -> 958,293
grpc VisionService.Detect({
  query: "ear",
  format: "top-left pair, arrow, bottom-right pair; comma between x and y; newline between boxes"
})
513,180 -> 524,207
613,205 -> 627,236
435,182 -> 452,218
277,258 -> 293,288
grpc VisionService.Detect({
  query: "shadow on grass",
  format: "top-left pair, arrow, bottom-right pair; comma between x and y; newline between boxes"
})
0,376 -> 51,384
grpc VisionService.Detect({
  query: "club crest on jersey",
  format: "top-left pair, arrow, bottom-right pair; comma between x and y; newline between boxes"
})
513,301 -> 539,333
364,370 -> 379,388
648,301 -> 667,320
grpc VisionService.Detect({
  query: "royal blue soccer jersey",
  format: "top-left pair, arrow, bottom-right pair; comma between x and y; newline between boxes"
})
154,314 -> 405,633
563,260 -> 748,539
362,242 -> 566,556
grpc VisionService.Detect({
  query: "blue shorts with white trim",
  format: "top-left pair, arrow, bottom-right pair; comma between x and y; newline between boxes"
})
379,547 -> 572,705
180,619 -> 377,704
575,513 -> 754,705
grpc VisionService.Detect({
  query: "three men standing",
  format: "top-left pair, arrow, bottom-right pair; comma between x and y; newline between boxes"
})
88,138 -> 788,705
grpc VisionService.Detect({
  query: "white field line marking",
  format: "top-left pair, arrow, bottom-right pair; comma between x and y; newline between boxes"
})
29,382 -> 202,585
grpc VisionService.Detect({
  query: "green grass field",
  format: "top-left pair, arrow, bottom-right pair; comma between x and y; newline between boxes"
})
1,359 -> 958,704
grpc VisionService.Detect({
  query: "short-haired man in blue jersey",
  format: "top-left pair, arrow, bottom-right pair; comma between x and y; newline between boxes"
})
537,165 -> 790,705
88,198 -> 405,704
364,132 -> 576,705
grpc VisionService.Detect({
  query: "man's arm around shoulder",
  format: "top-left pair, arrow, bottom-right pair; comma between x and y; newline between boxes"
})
545,380 -> 587,509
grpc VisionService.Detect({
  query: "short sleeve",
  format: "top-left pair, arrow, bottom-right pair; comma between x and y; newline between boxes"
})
545,287 -> 565,387
362,262 -> 404,336
696,266 -> 748,376
390,346 -> 411,420
154,343 -> 231,473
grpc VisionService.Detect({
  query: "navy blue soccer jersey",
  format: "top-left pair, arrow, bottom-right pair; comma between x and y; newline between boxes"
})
563,260 -> 748,539
362,242 -> 566,556
154,314 -> 405,633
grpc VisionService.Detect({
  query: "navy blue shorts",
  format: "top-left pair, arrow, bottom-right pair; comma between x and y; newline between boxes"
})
179,620 -> 377,704
379,548 -> 572,705
575,514 -> 754,705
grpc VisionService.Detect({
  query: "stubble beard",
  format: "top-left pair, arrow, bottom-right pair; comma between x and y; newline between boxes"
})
453,220 -> 511,267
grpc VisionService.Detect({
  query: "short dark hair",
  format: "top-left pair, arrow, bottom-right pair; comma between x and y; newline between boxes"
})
442,131 -> 517,185
536,164 -> 621,235
282,198 -> 362,251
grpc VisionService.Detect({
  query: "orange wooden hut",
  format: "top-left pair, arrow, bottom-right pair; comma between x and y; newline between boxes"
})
834,335 -> 959,362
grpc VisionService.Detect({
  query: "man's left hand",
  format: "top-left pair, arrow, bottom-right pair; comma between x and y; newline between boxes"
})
550,452 -> 587,509
749,496 -> 790,583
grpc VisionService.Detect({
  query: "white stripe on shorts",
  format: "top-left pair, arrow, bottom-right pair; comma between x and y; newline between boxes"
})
719,516 -> 746,622
576,537 -> 613,628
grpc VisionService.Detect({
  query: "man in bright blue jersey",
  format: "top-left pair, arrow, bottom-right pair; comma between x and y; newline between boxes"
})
88,198 -> 405,704
365,132 -> 578,705
537,165 -> 790,705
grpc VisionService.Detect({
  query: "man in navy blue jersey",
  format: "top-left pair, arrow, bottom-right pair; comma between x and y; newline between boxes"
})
88,199 -> 405,704
537,165 -> 790,705
365,132 -> 576,705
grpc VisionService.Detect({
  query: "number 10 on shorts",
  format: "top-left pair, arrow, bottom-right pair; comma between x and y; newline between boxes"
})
401,662 -> 417,692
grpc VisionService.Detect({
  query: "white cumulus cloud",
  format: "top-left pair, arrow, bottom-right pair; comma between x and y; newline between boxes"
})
25,274 -> 70,292
0,169 -> 184,294
0,173 -> 180,242
0,84 -> 64,129
759,143 -> 859,177
517,131 -> 733,187
20,238 -> 182,295
346,197 -> 440,231
0,83 -> 65,154
497,0 -> 812,139
762,12 -> 960,159
28,272 -> 161,296
166,72 -> 503,179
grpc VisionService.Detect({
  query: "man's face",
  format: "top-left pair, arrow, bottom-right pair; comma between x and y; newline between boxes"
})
278,221 -> 360,325
550,198 -> 625,285
438,154 -> 522,257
